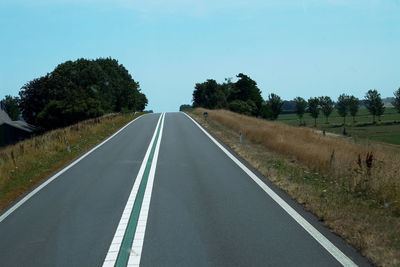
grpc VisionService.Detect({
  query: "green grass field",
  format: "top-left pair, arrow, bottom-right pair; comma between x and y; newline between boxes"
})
278,107 -> 400,145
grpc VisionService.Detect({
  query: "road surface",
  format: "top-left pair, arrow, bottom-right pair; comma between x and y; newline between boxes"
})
0,112 -> 370,266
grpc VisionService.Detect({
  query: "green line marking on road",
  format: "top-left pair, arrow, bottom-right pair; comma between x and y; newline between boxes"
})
115,113 -> 163,267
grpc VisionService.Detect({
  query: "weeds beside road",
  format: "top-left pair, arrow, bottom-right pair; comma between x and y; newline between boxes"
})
0,112 -> 144,212
189,108 -> 400,267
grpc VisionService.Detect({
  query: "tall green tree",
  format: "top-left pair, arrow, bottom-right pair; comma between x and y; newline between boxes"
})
307,97 -> 320,127
293,97 -> 307,125
228,100 -> 256,116
0,95 -> 20,120
220,77 -> 234,100
228,73 -> 263,116
262,93 -> 283,120
364,89 -> 385,123
18,58 -> 147,130
192,79 -> 227,109
192,74 -> 263,116
392,88 -> 400,113
348,95 -> 360,123
18,76 -> 51,125
319,96 -> 334,123
337,94 -> 350,124
179,104 -> 192,111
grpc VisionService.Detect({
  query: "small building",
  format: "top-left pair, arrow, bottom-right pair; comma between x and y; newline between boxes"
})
0,109 -> 37,147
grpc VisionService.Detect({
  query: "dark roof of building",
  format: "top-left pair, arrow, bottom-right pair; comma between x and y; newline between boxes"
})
0,109 -> 37,133
0,109 -> 12,123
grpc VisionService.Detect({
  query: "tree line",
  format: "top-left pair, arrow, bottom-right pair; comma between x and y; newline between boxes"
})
294,90 -> 391,126
1,58 -> 147,130
190,73 -> 400,125
192,73 -> 283,120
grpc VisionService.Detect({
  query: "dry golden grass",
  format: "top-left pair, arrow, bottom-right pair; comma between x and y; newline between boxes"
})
0,113 -> 141,211
190,108 -> 400,267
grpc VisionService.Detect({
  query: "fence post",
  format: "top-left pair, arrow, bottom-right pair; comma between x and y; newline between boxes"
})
66,141 -> 71,152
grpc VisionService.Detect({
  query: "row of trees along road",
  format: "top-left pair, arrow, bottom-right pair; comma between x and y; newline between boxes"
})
192,74 -> 400,126
295,89 -> 388,126
192,73 -> 283,120
4,58 -> 147,130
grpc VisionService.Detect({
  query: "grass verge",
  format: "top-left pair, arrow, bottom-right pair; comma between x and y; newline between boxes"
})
188,108 -> 400,267
278,107 -> 400,145
0,112 -> 144,212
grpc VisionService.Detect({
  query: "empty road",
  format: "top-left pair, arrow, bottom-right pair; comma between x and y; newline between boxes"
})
0,112 -> 370,266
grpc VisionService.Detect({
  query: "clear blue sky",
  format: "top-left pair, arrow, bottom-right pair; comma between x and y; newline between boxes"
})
1,0 -> 399,112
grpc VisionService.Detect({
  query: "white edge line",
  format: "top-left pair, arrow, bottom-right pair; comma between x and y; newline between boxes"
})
0,113 -> 149,223
182,112 -> 357,267
127,112 -> 165,267
102,113 -> 164,267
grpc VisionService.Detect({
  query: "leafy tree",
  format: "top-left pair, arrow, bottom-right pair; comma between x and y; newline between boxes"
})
364,89 -> 385,123
228,73 -> 263,116
308,97 -> 320,127
319,96 -> 334,123
192,73 -> 263,116
260,102 -> 272,119
337,94 -> 350,124
245,100 -> 257,116
282,100 -> 296,112
392,88 -> 400,113
229,100 -> 247,115
136,93 -> 148,112
228,100 -> 256,116
36,98 -> 103,129
18,76 -> 51,125
376,103 -> 385,121
220,77 -> 234,100
348,96 -> 360,123
192,79 -> 227,109
262,93 -> 283,120
18,58 -> 147,130
179,104 -> 192,111
0,95 -> 20,120
293,97 -> 307,125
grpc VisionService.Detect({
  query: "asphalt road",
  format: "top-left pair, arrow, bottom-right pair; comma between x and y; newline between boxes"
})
0,112 -> 371,267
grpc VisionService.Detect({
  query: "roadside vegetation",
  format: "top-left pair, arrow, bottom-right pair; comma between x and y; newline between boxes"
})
0,112 -> 144,212
186,74 -> 400,145
189,108 -> 400,267
1,57 -> 147,132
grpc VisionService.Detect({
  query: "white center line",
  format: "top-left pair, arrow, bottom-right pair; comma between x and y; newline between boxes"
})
102,113 -> 165,267
126,113 -> 164,266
